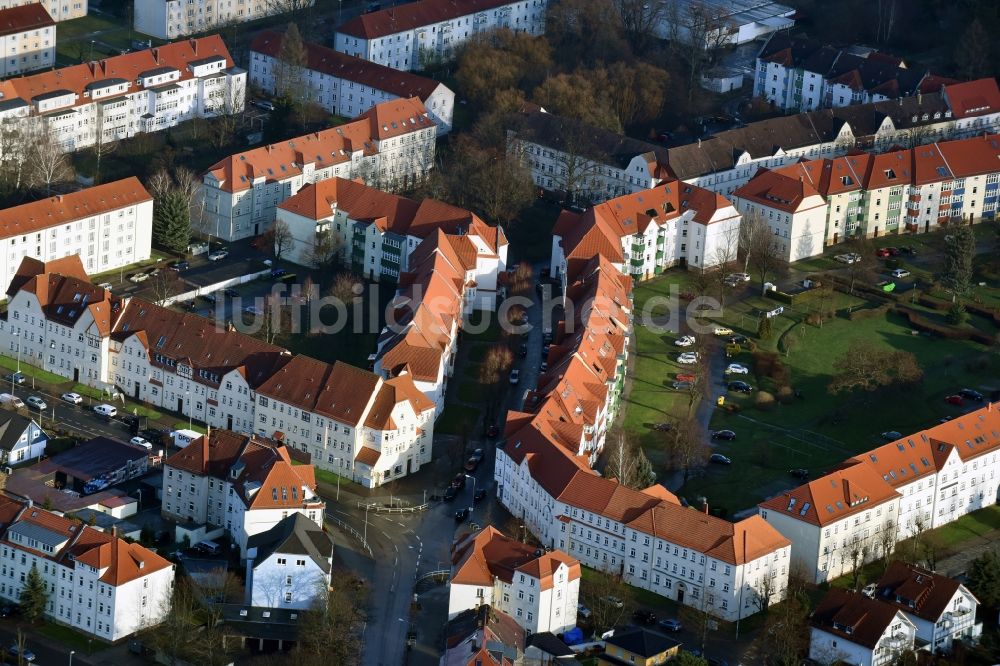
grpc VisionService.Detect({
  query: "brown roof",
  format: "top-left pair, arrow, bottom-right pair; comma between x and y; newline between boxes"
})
205,98 -> 433,194
451,526 -> 581,590
338,0 -> 524,39
355,446 -> 381,466
0,3 -> 52,38
810,588 -> 910,649
943,78 -> 1000,118
874,560 -> 970,622
251,30 -> 445,104
256,356 -> 380,426
0,177 -> 151,241
733,167 -> 825,213
0,36 -> 234,111
7,256 -> 123,335
759,462 -> 899,527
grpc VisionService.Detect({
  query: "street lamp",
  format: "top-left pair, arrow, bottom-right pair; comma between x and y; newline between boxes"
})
185,390 -> 192,430
136,488 -> 143,510
362,502 -> 370,545
332,457 -> 345,501
69,650 -> 75,666
465,474 -> 476,515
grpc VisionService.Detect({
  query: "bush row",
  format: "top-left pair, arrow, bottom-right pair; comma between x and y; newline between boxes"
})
896,308 -> 996,346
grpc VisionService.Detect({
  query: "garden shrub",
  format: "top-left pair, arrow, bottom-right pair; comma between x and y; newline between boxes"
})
755,391 -> 776,410
776,385 -> 795,404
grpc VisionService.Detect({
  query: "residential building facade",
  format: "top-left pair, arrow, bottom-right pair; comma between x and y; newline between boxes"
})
0,0 -> 84,22
0,178 -> 152,289
0,4 -> 54,77
275,176 -> 507,295
550,181 -> 743,279
0,412 -> 46,465
245,513 -> 334,610
162,430 -> 325,555
732,133 -> 1000,261
449,527 -> 580,635
201,97 -> 437,241
334,0 -> 547,72
249,30 -> 455,132
0,36 -> 245,154
761,402 -> 1000,583
133,0 -> 314,40
809,589 -> 917,666
753,34 -> 944,113
0,495 -> 175,641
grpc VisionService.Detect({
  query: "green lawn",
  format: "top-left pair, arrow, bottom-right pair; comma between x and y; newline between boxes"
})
0,357 -> 66,384
924,504 -> 1000,549
436,403 -> 480,436
37,621 -> 101,652
506,201 -> 560,264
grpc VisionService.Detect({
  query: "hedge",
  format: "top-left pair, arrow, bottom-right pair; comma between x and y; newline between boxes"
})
896,308 -> 996,346
848,302 -> 894,321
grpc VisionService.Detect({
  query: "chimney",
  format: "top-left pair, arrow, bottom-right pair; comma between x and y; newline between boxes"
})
698,138 -> 702,148
703,501 -> 709,514
151,48 -> 159,63
190,38 -> 197,54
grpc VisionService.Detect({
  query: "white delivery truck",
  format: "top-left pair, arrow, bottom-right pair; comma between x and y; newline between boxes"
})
170,429 -> 203,449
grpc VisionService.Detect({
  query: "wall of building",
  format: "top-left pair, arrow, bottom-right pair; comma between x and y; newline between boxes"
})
249,551 -> 329,610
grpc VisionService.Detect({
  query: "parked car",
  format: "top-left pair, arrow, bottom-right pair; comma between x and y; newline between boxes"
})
677,352 -> 699,364
674,335 -> 696,347
886,247 -> 901,256
4,372 -> 25,385
129,272 -> 149,283
443,486 -> 459,501
788,468 -> 809,480
473,488 -> 487,502
486,424 -> 500,438
208,249 -> 229,261
711,430 -> 736,441
672,381 -> 693,391
24,395 -> 46,410
958,388 -> 984,402
899,246 -> 916,255
470,448 -> 484,463
518,344 -> 527,358
728,334 -> 748,345
61,392 -> 83,405
0,394 -> 24,409
130,437 -> 152,450
944,394 -> 965,406
651,422 -> 673,432
98,282 -> 114,291
726,273 -> 750,283
725,363 -> 749,375
509,369 -> 520,385
270,268 -> 288,279
727,381 -> 753,394
251,99 -> 276,111
633,609 -> 657,624
675,373 -> 696,382
713,327 -> 735,337
605,596 -> 624,609
658,618 -> 683,632
539,361 -> 548,372
710,453 -> 732,464
224,288 -> 240,298
834,254 -> 859,264
464,457 -> 479,472
169,260 -> 190,271
876,248 -> 892,258
577,603 -> 592,619
8,644 -> 35,662
891,268 -> 910,279
454,508 -> 470,523
243,305 -> 263,316
450,473 -> 466,489
880,430 -> 902,441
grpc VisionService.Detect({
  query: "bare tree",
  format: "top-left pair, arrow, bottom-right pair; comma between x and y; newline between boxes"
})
25,120 -> 73,195
290,583 -> 366,665
271,219 -> 294,261
847,534 -> 872,590
613,0 -> 664,54
750,569 -> 778,614
479,345 -> 513,423
91,101 -> 119,185
272,23 -> 308,101
306,229 -> 341,269
683,0 -> 733,100
663,418 -> 710,483
0,115 -> 31,195
742,211 -> 781,295
328,272 -> 359,303
582,570 -> 631,634
876,520 -> 897,571
845,236 -> 877,294
210,76 -> 246,149
149,271 -> 182,304
604,430 -> 655,489
142,578 -> 200,666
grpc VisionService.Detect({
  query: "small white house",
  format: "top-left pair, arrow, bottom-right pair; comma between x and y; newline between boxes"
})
0,412 -> 46,466
809,588 -> 917,666
245,513 -> 334,610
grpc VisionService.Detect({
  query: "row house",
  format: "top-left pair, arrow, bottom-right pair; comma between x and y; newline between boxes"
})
0,4 -> 54,77
0,495 -> 174,640
448,526 -> 580,635
162,429 -> 325,555
253,355 -> 435,488
0,178 -> 152,291
372,230 -> 474,414
731,133 -> 1000,261
494,418 -> 792,622
550,180 -> 742,280
761,402 -> 1000,584
245,513 -> 334,610
0,0 -> 84,22
134,0 -> 313,39
334,0 -> 547,72
809,588 -> 918,666
669,78 -> 1000,197
0,255 -> 444,488
508,110 -> 671,205
753,33 -> 944,113
275,176 -> 507,297
249,30 -> 454,132
0,36 -> 244,153
200,97 -> 437,241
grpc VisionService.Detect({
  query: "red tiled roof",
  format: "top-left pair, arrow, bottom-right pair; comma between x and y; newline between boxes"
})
760,462 -> 899,527
0,4 -> 53,38
355,446 -> 381,466
874,560 -> 969,622
451,526 -> 580,590
943,78 -> 1000,118
338,0 -> 521,39
811,588 -> 910,649
733,167 -> 826,213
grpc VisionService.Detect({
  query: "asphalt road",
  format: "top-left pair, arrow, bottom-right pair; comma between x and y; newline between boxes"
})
0,623 -> 96,666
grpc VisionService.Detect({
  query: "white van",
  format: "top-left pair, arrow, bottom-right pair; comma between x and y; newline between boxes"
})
0,393 -> 24,409
196,540 -> 222,555
171,429 -> 202,449
93,404 -> 117,418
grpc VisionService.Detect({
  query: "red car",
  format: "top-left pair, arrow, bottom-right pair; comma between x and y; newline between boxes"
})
876,248 -> 892,257
887,247 -> 900,256
675,373 -> 697,382
944,394 -> 964,406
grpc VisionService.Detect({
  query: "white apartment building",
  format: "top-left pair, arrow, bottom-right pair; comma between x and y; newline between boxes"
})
249,30 -> 455,133
761,403 -> 1000,584
0,0 -> 83,22
201,96 -> 436,241
134,0 -> 313,39
334,0 -> 547,72
509,111 -> 671,205
254,355 -> 436,488
0,4 -> 54,77
669,79 -> 1000,198
246,513 -> 333,610
809,589 -> 917,666
162,430 -> 325,556
0,495 -> 175,641
753,34 -> 936,113
276,176 -> 507,294
449,526 -> 580,635
732,133 -> 1000,260
0,36 -> 245,154
873,561 -> 981,653
0,178 -> 152,289
550,180 -> 743,279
